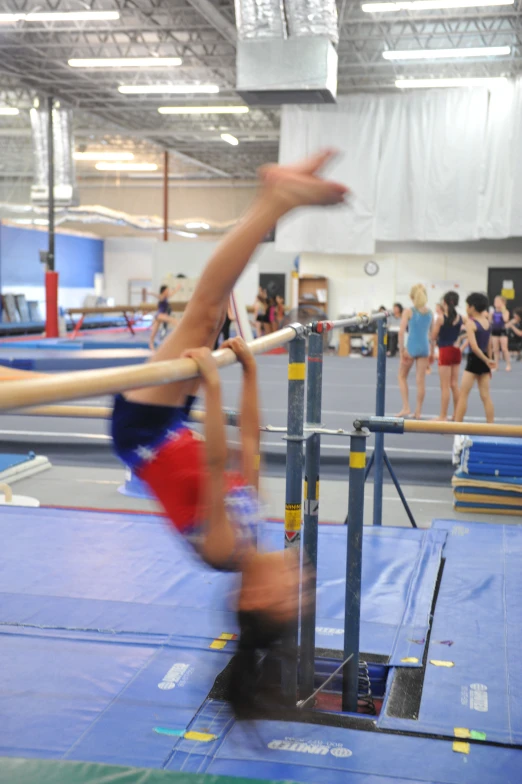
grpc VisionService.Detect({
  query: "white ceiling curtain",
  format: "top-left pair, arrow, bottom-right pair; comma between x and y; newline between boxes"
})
276,99 -> 383,255
277,79 -> 522,253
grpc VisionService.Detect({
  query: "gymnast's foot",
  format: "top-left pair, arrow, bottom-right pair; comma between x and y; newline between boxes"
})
396,409 -> 411,418
260,150 -> 348,211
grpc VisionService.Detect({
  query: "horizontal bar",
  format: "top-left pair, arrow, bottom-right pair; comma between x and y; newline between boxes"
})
0,325 -> 303,412
313,311 -> 387,334
404,419 -> 522,438
363,416 -> 522,439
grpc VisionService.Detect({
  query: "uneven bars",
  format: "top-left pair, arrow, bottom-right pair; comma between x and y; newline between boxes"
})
357,415 -> 522,439
313,311 -> 387,334
0,325 -> 302,412
11,405 -> 211,425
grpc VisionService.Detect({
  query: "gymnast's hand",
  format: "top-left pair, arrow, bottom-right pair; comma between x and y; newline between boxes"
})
182,347 -> 220,387
221,337 -> 256,375
259,150 -> 348,211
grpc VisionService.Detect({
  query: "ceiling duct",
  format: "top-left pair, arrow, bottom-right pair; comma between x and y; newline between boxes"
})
234,0 -> 287,40
235,0 -> 338,105
30,106 -> 78,207
285,0 -> 339,45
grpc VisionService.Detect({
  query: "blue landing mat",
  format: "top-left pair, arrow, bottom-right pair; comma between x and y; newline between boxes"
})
379,519 -> 522,746
0,338 -> 150,350
203,718 -> 522,784
0,348 -> 149,371
0,509 -> 443,665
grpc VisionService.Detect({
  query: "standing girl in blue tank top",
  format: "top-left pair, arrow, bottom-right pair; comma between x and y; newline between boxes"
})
398,283 -> 433,419
454,293 -> 496,423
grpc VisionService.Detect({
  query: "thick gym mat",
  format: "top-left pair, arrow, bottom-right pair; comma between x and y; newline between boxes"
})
203,719 -> 522,784
0,758 -> 285,784
452,471 -> 522,493
0,509 -> 442,664
378,520 -> 522,745
0,348 -> 149,371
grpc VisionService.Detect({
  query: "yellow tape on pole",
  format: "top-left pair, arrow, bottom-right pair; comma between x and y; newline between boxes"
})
288,363 -> 305,381
349,452 -> 366,470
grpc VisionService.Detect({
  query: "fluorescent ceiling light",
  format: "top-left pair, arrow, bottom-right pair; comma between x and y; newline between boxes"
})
158,105 -> 248,115
119,84 -> 219,95
185,221 -> 210,230
384,45 -> 511,60
74,151 -> 135,161
363,0 -> 513,12
0,11 -> 120,22
396,77 -> 509,88
69,57 -> 182,68
0,107 -> 19,115
221,133 -> 239,146
177,231 -> 198,238
95,162 -> 158,172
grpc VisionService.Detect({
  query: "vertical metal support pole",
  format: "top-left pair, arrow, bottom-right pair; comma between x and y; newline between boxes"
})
45,96 -> 59,339
163,150 -> 169,242
300,332 -> 323,699
47,96 -> 55,272
283,335 -> 306,704
342,429 -> 368,713
373,317 -> 387,526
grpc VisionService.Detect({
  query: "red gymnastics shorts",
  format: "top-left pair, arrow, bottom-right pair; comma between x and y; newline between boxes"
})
138,426 -> 207,536
438,346 -> 462,367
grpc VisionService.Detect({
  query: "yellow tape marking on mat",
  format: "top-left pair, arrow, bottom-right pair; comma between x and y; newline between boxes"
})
184,731 -> 217,742
285,505 -> 302,531
350,452 -> 366,470
454,728 -> 486,741
454,728 -> 471,739
429,660 -> 455,667
401,657 -> 419,664
288,363 -> 305,381
210,632 -> 236,650
452,742 -> 470,755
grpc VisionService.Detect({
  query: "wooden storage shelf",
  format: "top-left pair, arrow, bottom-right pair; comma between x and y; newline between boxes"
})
298,275 -> 328,314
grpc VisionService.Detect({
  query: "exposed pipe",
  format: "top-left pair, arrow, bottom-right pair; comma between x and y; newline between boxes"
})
163,150 -> 169,242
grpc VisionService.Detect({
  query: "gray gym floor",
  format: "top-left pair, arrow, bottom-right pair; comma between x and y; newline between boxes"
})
2,353 -> 521,528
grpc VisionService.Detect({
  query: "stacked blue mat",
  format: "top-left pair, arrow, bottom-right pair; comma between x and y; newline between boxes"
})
452,435 -> 522,515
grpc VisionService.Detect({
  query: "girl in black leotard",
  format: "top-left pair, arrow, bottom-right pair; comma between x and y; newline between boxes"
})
454,293 -> 496,424
490,295 -> 511,372
149,285 -> 178,351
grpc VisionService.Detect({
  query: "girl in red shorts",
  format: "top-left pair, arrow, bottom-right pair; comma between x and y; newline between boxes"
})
432,291 -> 464,421
111,150 -> 347,716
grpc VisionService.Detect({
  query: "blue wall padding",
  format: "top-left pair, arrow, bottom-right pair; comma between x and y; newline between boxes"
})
0,225 -> 103,287
379,520 -> 522,745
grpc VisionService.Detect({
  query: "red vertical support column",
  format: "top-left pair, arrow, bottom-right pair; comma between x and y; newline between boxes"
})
45,270 -> 59,337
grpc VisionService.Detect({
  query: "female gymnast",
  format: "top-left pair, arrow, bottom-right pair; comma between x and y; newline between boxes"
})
110,150 -> 347,716
397,284 -> 433,419
454,293 -> 496,424
490,295 -> 512,372
432,291 -> 463,421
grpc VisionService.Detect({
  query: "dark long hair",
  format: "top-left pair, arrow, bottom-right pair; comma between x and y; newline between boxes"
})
443,290 -> 459,324
227,611 -> 297,719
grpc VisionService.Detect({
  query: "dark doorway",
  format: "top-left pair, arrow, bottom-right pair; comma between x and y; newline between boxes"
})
260,272 -> 286,301
487,267 -> 522,313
